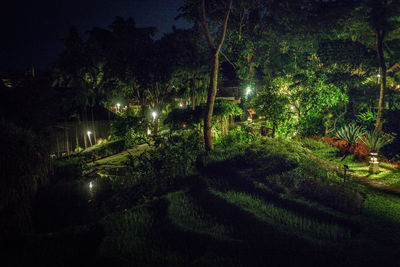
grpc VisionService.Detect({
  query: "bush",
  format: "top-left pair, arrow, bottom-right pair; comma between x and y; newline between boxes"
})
110,110 -> 150,147
216,129 -> 258,148
130,131 -> 204,180
53,156 -> 88,181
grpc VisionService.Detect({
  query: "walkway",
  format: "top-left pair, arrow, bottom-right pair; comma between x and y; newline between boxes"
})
309,154 -> 400,195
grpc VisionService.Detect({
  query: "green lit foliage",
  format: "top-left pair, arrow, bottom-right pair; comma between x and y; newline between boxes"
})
361,130 -> 394,153
216,129 -> 258,148
129,131 -> 203,180
213,99 -> 242,118
251,84 -> 290,137
164,106 -> 202,131
164,99 -> 241,132
110,110 -> 150,147
335,124 -> 364,147
357,111 -> 377,130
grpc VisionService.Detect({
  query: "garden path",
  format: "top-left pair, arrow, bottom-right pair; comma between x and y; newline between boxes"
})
310,154 -> 400,195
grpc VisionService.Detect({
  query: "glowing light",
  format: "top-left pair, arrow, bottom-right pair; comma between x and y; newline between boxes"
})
290,105 -> 295,111
377,74 -> 381,78
116,103 -> 120,108
246,87 -> 252,96
397,85 -> 400,89
89,181 -> 93,190
147,128 -> 151,135
87,131 -> 92,136
152,111 -> 157,120
370,152 -> 379,163
179,103 -> 183,107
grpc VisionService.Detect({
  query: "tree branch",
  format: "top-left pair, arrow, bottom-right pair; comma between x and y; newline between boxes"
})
221,51 -> 236,69
216,0 -> 233,53
198,0 -> 215,50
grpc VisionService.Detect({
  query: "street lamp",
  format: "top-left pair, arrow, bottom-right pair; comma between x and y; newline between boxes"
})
87,130 -> 93,146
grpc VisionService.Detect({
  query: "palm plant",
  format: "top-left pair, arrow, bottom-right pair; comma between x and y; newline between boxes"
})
360,130 -> 394,153
335,124 -> 364,160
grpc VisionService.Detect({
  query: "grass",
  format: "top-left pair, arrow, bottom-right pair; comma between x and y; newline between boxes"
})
166,191 -> 232,240
7,136 -> 400,266
302,138 -> 400,187
214,190 -> 351,242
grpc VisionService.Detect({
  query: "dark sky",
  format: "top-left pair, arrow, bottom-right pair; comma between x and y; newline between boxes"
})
0,0 -> 191,73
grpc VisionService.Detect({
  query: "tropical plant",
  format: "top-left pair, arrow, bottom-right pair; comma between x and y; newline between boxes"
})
335,124 -> 364,159
361,130 -> 394,153
335,124 -> 364,146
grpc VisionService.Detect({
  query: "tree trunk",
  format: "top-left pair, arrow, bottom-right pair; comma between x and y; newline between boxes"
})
375,29 -> 386,131
91,106 -> 97,144
204,52 -> 219,150
199,0 -> 232,151
154,116 -> 159,136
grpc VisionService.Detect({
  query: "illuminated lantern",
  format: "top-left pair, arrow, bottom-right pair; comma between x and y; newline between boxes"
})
369,152 -> 379,174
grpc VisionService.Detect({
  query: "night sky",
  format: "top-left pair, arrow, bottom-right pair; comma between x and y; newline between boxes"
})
0,0 -> 191,73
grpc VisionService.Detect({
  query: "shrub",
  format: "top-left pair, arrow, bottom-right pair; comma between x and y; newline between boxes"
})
216,129 -> 258,148
335,124 -> 364,150
110,110 -> 150,147
135,131 -> 203,179
360,130 -> 394,153
53,156 -> 88,181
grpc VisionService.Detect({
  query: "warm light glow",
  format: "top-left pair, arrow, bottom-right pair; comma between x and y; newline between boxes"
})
87,131 -> 92,136
397,85 -> 400,89
370,152 -> 379,163
179,103 -> 183,107
116,103 -> 120,107
152,111 -> 157,120
290,105 -> 295,111
377,74 -> 381,78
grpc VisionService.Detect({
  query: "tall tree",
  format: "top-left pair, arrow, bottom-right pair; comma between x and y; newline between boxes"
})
198,0 -> 233,150
339,0 -> 400,131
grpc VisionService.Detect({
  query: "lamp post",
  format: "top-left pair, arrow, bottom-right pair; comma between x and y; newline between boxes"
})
369,152 -> 379,174
87,131 -> 93,146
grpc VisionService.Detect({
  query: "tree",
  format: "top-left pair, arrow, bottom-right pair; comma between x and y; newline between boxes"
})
180,0 -> 233,150
338,0 -> 400,131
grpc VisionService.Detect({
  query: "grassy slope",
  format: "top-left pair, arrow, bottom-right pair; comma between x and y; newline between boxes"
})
97,138 -> 400,266
6,138 -> 400,266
